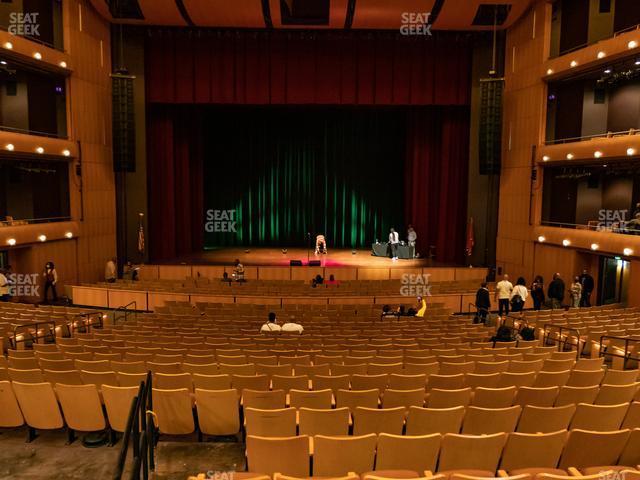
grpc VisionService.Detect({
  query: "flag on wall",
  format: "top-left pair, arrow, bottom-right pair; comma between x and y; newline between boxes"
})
465,217 -> 475,257
137,213 -> 145,255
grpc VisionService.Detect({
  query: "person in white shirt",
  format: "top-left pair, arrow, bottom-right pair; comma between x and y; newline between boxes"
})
260,312 -> 281,333
281,315 -> 304,334
105,258 -> 117,283
389,228 -> 400,260
495,274 -> 513,317
510,277 -> 529,313
407,225 -> 417,257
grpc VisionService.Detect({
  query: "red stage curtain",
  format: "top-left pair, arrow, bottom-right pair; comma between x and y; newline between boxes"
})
404,108 -> 470,264
145,30 -> 471,106
147,107 -> 203,260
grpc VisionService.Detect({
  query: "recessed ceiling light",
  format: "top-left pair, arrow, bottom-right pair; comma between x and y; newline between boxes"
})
537,236 -> 546,243
562,239 -> 571,247
594,151 -> 603,158
38,234 -> 47,242
623,248 -> 633,256
627,148 -> 637,156
597,51 -> 606,59
33,52 -> 42,60
566,153 -> 574,160
5,143 -> 14,151
591,243 -> 599,251
6,238 -> 16,246
35,147 -> 44,154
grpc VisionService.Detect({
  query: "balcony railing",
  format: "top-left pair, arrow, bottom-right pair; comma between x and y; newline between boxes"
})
0,216 -> 72,228
0,125 -> 68,140
541,220 -> 640,236
551,23 -> 640,58
545,129 -> 640,146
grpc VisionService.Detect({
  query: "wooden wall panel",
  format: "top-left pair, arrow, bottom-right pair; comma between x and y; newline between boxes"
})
190,295 -> 236,305
258,267 -> 291,280
423,268 -> 456,282
322,267 -> 357,280
290,267 -> 324,282
158,265 -> 192,280
147,292 -> 190,310
138,265 -> 159,280
358,269 -> 391,280
71,286 -> 108,307
108,290 -> 148,310
628,261 -> 640,307
389,268 -> 424,280
454,268 -> 487,281
191,266 -> 225,279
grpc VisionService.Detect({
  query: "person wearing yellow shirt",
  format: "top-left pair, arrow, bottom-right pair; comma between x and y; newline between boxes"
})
415,296 -> 427,317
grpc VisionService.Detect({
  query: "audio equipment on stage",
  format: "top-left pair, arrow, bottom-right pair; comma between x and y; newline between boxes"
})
290,260 -> 303,266
308,260 -> 321,267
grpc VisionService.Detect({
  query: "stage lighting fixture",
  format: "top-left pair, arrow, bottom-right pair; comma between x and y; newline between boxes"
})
624,248 -> 633,256
6,238 -> 16,246
537,235 -> 546,243
562,239 -> 571,247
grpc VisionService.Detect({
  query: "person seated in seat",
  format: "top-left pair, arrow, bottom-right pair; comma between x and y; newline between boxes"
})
415,296 -> 427,317
381,305 -> 397,319
260,312 -> 281,333
281,315 -> 304,334
315,234 -> 327,254
232,259 -> 245,281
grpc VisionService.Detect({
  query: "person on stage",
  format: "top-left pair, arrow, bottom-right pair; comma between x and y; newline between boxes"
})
407,225 -> 417,258
389,228 -> 400,260
315,234 -> 327,254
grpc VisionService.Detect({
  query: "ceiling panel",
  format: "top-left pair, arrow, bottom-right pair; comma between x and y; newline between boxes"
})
138,0 -> 187,25
268,0 -> 348,29
434,0 -> 533,30
183,0 -> 265,27
351,0 -> 437,30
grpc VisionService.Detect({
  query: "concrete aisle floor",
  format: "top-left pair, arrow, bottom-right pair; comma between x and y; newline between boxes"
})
0,429 -> 245,480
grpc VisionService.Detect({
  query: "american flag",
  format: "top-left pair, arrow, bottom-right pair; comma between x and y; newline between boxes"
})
137,213 -> 145,255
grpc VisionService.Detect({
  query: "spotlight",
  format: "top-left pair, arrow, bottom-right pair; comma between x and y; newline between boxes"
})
591,243 -> 599,251
65,232 -> 73,239
627,148 -> 636,156
5,143 -> 14,151
562,239 -> 571,247
628,40 -> 638,49
537,236 -> 546,243
4,42 -> 13,50
38,234 -> 47,242
597,51 -> 606,59
623,248 -> 633,256
542,155 -> 550,162
35,147 -> 44,154
59,61 -> 67,68
62,149 -> 70,157
33,52 -> 42,60
594,151 -> 603,158
566,153 -> 574,160
6,238 -> 16,246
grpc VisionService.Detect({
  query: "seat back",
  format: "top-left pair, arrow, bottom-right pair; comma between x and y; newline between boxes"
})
56,383 -> 106,432
102,385 -> 139,432
12,381 -> 64,430
438,432 -> 507,472
375,433 -> 442,473
246,435 -> 310,477
462,406 -> 521,435
352,406 -> 405,435
499,431 -> 568,471
405,406 -> 465,435
195,388 -> 240,436
245,407 -> 297,437
298,407 -> 349,436
516,404 -> 576,433
313,434 -> 377,476
558,429 -> 631,470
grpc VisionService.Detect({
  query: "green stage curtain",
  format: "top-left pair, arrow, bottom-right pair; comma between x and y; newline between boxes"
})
203,107 -> 406,249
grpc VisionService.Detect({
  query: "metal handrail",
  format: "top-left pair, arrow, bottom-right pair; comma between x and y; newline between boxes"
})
598,335 -> 640,369
70,311 -> 104,334
10,321 -> 56,348
114,301 -> 138,325
542,323 -> 583,359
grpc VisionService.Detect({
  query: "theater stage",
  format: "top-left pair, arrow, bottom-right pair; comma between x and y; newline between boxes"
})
162,247 -> 448,268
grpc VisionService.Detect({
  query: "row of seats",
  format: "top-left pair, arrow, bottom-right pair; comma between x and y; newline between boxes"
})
243,429 -> 640,477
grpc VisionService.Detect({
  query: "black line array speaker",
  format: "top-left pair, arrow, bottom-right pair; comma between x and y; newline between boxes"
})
290,260 -> 303,266
308,260 -> 321,266
112,73 -> 136,172
479,78 -> 504,175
